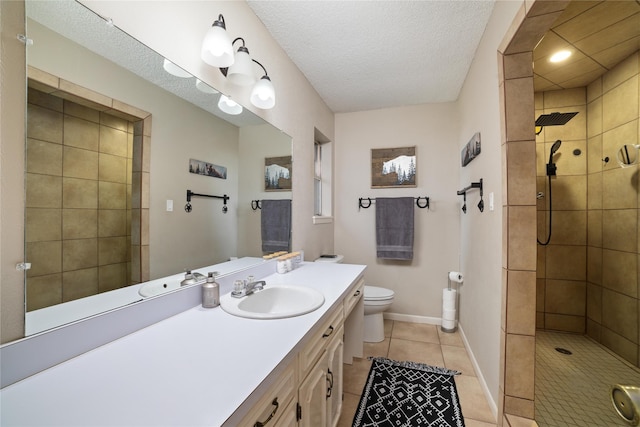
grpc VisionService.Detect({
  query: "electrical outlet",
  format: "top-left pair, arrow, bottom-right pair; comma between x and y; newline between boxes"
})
489,192 -> 494,211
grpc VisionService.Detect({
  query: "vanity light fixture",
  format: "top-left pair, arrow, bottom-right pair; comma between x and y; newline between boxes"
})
225,38 -> 256,86
549,49 -> 571,63
250,60 -> 276,109
201,14 -> 234,68
218,95 -> 243,115
195,79 -> 219,94
162,58 -> 192,78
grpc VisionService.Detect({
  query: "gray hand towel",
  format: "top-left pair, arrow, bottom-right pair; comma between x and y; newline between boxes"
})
375,197 -> 414,260
261,199 -> 292,253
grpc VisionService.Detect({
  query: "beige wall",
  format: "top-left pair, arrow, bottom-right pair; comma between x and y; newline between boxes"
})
334,103 -> 461,316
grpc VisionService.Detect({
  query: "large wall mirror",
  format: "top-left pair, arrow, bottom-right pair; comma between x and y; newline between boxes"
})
22,0 -> 292,336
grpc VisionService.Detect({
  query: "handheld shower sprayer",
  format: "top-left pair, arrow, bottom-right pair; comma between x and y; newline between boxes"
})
539,140 -> 562,246
546,140 -> 562,176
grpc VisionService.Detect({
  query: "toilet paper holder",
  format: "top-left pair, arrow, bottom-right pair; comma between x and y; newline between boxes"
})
442,272 -> 463,333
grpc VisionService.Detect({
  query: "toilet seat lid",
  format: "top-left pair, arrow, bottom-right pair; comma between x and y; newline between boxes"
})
364,286 -> 394,300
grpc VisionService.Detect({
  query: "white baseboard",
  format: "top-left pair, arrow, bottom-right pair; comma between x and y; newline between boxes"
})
383,312 -> 498,420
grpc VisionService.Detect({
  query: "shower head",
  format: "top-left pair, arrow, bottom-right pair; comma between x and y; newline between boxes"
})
535,112 -> 578,135
547,140 -> 562,176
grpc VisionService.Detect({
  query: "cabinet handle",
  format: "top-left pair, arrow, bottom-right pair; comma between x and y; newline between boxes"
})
322,325 -> 334,338
354,290 -> 361,297
254,397 -> 279,427
326,369 -> 334,398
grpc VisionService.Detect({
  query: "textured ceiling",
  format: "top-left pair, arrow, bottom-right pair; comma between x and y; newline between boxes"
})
533,0 -> 640,92
247,0 -> 496,113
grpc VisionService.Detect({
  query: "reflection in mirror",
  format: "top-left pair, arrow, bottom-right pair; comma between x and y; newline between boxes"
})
22,0 -> 292,337
617,144 -> 640,168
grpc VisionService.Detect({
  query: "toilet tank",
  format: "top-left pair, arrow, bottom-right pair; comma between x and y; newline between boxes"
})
314,254 -> 344,263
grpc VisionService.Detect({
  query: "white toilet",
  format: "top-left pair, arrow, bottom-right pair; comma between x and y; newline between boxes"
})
314,255 -> 395,343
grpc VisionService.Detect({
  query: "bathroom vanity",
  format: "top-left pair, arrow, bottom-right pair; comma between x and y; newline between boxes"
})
0,261 -> 365,426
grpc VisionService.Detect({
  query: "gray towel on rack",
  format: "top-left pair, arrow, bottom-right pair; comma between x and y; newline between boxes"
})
261,199 -> 292,253
375,197 -> 414,260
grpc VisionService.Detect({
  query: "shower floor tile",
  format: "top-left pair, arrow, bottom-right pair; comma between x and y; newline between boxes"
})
535,330 -> 640,427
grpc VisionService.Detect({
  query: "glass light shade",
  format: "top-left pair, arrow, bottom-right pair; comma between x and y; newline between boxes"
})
549,50 -> 571,63
227,48 -> 256,86
195,79 -> 219,94
201,24 -> 234,67
250,76 -> 276,109
217,95 -> 243,115
162,59 -> 192,78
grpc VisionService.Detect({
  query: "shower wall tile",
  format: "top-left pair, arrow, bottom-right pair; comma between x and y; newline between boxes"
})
26,208 -> 61,243
545,279 -> 586,316
535,141 -> 545,175
544,313 -> 585,333
602,289 -> 638,344
536,245 -> 545,278
551,175 -> 586,210
587,246 -> 603,285
63,268 -> 98,302
587,97 -> 602,137
603,209 -> 637,253
508,206 -> 537,271
586,318 -> 601,342
587,282 -> 602,323
100,111 -> 128,132
27,139 -> 62,176
554,139 -> 586,176
62,238 -> 98,271
603,51 -> 639,93
505,77 -> 535,142
100,126 -> 128,157
587,173 -> 603,210
551,210 -> 586,245
505,334 -> 535,400
99,263 -> 127,293
545,244 -> 586,281
98,237 -> 127,265
603,119 -> 638,164
587,210 -> 602,247
26,241 -> 62,277
536,278 -> 545,312
27,104 -> 63,143
603,76 -> 638,131
99,153 -> 127,184
603,168 -> 638,210
63,146 -> 98,180
63,209 -> 97,239
26,173 -> 62,209
505,52 -> 534,80
602,249 -> 637,298
63,177 -> 98,209
63,115 -> 99,151
29,89 -> 63,112
586,135 -> 603,174
64,100 -> 100,123
507,140 -> 537,205
99,210 -> 126,238
506,270 -> 536,335
587,76 -> 602,104
544,105 -> 587,142
542,87 -> 585,108
26,273 -> 62,311
601,327 -> 638,366
99,182 -> 126,209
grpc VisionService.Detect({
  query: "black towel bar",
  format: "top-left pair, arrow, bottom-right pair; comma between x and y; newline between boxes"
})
185,189 -> 229,213
358,196 -> 429,210
456,178 -> 484,213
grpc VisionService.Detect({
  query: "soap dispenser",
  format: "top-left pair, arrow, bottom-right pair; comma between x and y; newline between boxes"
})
202,272 -> 220,308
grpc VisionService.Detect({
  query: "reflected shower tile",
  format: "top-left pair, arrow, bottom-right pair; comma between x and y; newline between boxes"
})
64,100 -> 100,123
26,241 -> 62,277
100,126 -> 128,157
63,268 -> 98,302
99,181 -> 126,209
26,273 -> 62,311
63,177 -> 98,209
27,104 -> 63,143
98,210 -> 127,238
27,138 -> 62,175
63,146 -> 98,180
98,263 -> 127,293
98,236 -> 127,265
26,208 -> 61,242
98,153 -> 127,184
63,209 -> 97,239
100,112 -> 128,132
28,88 -> 63,111
62,238 -> 98,271
63,115 -> 99,151
26,173 -> 62,209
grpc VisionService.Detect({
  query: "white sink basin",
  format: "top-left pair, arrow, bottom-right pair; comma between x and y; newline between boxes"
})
220,285 -> 325,319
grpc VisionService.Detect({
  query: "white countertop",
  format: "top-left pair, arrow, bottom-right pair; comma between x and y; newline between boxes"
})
1,262 -> 365,426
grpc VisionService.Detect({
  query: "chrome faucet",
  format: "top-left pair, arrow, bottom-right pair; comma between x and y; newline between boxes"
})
231,280 -> 266,298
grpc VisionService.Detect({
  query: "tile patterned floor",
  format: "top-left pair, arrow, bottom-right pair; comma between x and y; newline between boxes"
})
338,320 -> 497,427
535,330 -> 640,427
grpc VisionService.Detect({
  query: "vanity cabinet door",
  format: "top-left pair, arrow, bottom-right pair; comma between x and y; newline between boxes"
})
326,326 -> 344,427
274,399 -> 298,427
297,352 -> 328,427
298,307 -> 344,381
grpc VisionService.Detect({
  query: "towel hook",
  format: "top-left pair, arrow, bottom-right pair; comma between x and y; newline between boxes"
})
462,193 -> 467,214
416,197 -> 429,209
251,200 -> 262,210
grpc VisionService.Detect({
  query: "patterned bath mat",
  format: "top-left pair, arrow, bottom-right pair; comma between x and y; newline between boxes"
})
352,357 -> 465,427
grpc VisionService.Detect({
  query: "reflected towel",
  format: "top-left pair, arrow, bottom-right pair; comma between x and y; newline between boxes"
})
261,199 -> 292,252
375,197 -> 414,260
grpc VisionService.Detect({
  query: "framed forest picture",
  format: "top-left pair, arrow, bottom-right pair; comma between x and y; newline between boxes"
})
371,146 -> 416,188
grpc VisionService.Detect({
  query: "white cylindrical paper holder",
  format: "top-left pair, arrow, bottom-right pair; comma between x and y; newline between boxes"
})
448,271 -> 464,283
442,308 -> 456,321
442,319 -> 456,331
